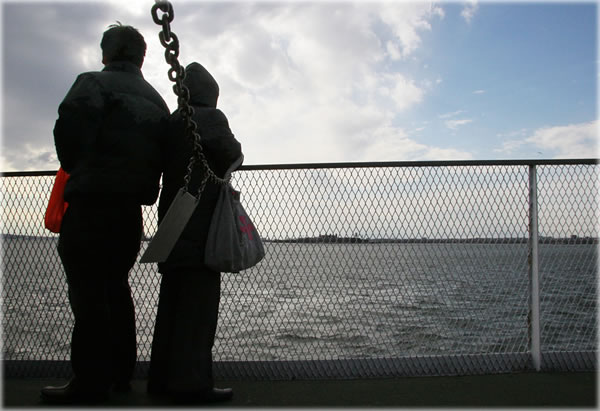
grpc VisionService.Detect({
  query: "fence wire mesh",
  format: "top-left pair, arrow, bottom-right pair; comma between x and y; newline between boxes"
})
537,164 -> 598,354
1,161 -> 597,378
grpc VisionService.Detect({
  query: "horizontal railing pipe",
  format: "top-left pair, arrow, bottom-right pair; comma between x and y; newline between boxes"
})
2,158 -> 599,176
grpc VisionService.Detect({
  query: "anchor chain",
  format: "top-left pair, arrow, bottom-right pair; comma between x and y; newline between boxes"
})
151,1 -> 229,194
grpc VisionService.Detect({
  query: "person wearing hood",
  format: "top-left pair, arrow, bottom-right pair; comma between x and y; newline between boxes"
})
147,62 -> 242,404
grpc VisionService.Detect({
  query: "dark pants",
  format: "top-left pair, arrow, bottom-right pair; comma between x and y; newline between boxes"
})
57,198 -> 142,391
148,269 -> 221,393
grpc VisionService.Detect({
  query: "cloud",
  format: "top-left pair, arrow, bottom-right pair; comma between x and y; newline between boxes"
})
525,121 -> 599,158
461,0 -> 479,24
494,121 -> 598,158
439,110 -> 465,119
0,144 -> 58,172
1,2 -> 455,171
473,89 -> 485,94
362,126 -> 473,162
494,139 -> 526,155
438,110 -> 472,130
150,2 -> 447,163
380,73 -> 425,111
378,2 -> 445,60
445,119 -> 473,130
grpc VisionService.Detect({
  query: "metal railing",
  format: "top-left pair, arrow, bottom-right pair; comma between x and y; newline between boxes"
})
2,159 -> 598,379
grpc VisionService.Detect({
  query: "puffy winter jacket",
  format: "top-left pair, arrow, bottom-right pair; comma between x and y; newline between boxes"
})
158,62 -> 243,272
54,61 -> 169,205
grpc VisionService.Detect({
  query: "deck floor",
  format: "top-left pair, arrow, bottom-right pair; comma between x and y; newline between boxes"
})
2,372 -> 597,407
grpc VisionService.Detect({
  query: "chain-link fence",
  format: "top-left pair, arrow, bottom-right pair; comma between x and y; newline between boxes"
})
2,160 -> 598,379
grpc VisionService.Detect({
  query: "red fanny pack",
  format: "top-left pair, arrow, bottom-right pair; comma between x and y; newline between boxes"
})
44,168 -> 70,233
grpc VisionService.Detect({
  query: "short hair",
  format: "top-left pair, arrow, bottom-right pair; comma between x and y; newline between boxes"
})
101,22 -> 146,67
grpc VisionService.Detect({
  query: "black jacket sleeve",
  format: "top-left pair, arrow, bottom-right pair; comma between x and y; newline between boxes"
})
53,73 -> 104,173
200,108 -> 243,177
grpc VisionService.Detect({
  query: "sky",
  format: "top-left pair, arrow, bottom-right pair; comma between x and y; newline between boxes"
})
1,0 -> 598,171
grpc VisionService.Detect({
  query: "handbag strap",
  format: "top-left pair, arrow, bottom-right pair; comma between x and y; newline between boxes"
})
194,155 -> 243,200
224,155 -> 244,180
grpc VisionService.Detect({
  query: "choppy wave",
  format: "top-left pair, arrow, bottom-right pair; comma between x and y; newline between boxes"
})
2,238 -> 597,361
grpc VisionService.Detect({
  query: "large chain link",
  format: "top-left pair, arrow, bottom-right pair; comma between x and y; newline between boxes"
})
151,1 -> 230,195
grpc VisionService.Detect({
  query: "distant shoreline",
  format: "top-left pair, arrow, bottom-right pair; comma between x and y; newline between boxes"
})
3,233 -> 598,245
265,236 -> 599,245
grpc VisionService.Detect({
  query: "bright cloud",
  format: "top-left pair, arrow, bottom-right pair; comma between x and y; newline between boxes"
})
155,2 -> 447,164
525,121 -> 599,158
378,2 -> 445,59
495,121 -> 599,158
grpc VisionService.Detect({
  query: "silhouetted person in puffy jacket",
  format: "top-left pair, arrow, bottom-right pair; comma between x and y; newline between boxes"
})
147,62 -> 242,404
41,23 -> 169,405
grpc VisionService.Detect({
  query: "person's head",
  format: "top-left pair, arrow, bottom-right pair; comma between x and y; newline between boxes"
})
183,62 -> 220,108
100,22 -> 146,68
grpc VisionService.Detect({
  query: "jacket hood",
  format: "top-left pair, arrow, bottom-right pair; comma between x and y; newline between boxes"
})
183,62 -> 219,108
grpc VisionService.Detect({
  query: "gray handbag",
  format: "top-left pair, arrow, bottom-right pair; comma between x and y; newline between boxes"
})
204,156 -> 265,272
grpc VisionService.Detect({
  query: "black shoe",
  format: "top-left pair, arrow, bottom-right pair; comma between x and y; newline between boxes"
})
204,387 -> 234,402
172,387 -> 234,404
40,380 -> 109,405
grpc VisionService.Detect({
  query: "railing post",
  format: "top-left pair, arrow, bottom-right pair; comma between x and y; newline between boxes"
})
528,164 -> 542,371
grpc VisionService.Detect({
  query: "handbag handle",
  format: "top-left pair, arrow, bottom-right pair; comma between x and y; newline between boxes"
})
223,155 -> 244,180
